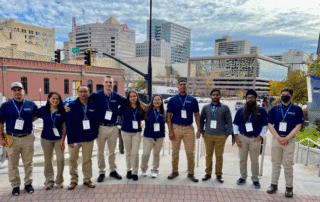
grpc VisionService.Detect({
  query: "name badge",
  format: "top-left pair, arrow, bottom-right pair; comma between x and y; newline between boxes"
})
181,109 -> 187,119
105,111 -> 112,120
14,119 -> 24,130
53,127 -> 60,137
154,123 -> 160,132
132,121 -> 138,129
83,119 -> 90,130
279,122 -> 287,132
210,120 -> 217,129
245,122 -> 253,132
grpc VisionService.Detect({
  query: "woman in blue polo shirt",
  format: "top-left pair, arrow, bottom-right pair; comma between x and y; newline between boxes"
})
140,94 -> 166,178
37,92 -> 66,190
119,90 -> 145,181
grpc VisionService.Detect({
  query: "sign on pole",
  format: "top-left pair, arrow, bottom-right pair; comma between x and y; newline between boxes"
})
72,47 -> 80,54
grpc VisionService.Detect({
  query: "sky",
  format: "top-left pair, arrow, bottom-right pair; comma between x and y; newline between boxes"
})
0,0 -> 320,57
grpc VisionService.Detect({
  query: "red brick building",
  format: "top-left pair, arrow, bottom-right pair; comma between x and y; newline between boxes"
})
0,58 -> 125,101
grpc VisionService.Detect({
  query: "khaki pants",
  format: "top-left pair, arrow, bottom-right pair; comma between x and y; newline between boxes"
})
97,125 -> 118,174
172,124 -> 195,175
271,137 -> 295,188
41,138 -> 64,185
69,141 -> 94,183
6,134 -> 35,188
121,131 -> 141,175
238,134 -> 261,182
140,137 -> 164,174
203,134 -> 227,176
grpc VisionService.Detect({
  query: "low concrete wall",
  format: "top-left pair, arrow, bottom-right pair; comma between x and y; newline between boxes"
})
295,144 -> 320,167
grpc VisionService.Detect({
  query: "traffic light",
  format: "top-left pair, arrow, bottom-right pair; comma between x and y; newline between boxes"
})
54,49 -> 61,64
84,49 -> 92,68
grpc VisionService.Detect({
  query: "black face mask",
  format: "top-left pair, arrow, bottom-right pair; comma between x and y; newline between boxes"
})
281,95 -> 291,103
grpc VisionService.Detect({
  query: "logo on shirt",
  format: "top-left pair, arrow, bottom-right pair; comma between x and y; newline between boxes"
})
89,109 -> 95,112
288,112 -> 295,115
111,100 -> 117,102
186,101 -> 191,103
24,108 -> 32,111
56,114 -> 61,116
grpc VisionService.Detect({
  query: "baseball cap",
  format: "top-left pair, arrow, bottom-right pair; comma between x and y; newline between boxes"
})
10,82 -> 24,89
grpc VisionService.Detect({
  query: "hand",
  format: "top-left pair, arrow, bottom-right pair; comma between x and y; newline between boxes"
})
64,103 -> 71,113
278,137 -> 288,146
196,131 -> 201,139
169,131 -> 175,141
0,136 -> 8,147
60,140 -> 65,151
254,136 -> 262,142
68,144 -> 75,148
235,138 -> 242,148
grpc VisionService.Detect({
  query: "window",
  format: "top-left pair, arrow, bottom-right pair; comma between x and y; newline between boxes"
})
111,41 -> 115,44
36,37 -> 40,40
43,38 -> 47,42
36,31 -> 40,35
44,78 -> 49,94
49,39 -> 53,43
42,33 -> 47,37
111,53 -> 115,56
22,29 -> 26,33
29,30 -> 33,34
64,79 -> 69,94
111,49 -> 115,52
88,80 -> 93,93
111,45 -> 115,48
96,84 -> 103,91
111,37 -> 115,39
43,43 -> 47,47
113,81 -> 118,93
49,34 -> 53,37
21,77 -> 28,94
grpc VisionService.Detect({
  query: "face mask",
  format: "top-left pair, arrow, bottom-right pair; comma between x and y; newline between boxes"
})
281,95 -> 291,103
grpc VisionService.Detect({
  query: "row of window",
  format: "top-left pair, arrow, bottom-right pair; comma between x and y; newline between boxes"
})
14,28 -> 53,37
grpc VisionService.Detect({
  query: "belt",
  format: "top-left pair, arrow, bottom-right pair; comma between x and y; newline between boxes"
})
100,123 -> 118,127
175,124 -> 192,127
240,133 -> 254,138
7,132 -> 30,138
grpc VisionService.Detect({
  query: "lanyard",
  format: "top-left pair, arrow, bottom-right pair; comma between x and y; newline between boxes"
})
178,94 -> 188,109
281,104 -> 292,122
82,104 -> 88,119
247,115 -> 252,123
105,92 -> 113,110
12,99 -> 25,118
210,103 -> 220,120
153,108 -> 160,123
51,110 -> 57,127
131,108 -> 137,120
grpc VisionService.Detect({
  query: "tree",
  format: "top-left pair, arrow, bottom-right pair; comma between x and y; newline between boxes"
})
134,76 -> 147,91
269,80 -> 285,96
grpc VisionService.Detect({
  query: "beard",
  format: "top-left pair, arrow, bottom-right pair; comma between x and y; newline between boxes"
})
243,101 -> 258,121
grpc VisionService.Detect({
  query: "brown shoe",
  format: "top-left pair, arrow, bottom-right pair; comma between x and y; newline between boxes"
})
67,182 -> 77,190
83,181 -> 95,188
167,172 -> 179,180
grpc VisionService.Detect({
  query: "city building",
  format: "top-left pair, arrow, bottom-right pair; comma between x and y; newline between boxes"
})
214,35 -> 251,56
250,46 -> 262,54
63,16 -> 135,61
0,19 -> 55,58
136,40 -> 171,66
147,19 -> 191,64
266,54 -> 283,62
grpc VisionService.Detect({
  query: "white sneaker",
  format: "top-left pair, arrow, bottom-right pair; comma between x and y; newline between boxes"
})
151,172 -> 158,178
142,171 -> 147,177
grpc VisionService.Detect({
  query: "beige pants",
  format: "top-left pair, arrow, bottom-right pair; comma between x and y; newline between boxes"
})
203,134 -> 227,176
172,124 -> 195,175
6,134 -> 35,188
41,138 -> 65,185
271,136 -> 295,188
69,141 -> 94,183
238,134 -> 261,182
121,131 -> 141,175
96,125 -> 118,174
140,137 -> 164,174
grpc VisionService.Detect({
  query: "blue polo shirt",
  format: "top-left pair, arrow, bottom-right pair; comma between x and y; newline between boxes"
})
66,98 -> 99,144
143,107 -> 166,139
37,106 -> 66,140
167,94 -> 199,125
119,105 -> 143,133
233,107 -> 268,137
89,90 -> 126,125
0,99 -> 37,134
268,103 -> 304,137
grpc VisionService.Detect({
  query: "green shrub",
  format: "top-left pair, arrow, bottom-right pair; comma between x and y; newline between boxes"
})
296,124 -> 320,147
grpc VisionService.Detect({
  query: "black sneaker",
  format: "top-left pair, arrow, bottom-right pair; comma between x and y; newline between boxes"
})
267,184 -> 278,194
12,187 -> 20,196
127,171 -> 132,179
237,178 -> 246,185
97,174 -> 105,183
132,175 -> 138,181
110,171 -> 122,180
285,187 -> 293,198
24,184 -> 34,194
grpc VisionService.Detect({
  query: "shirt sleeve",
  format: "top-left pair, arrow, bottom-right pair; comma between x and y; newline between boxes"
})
32,102 -> 38,117
295,107 -> 304,125
200,106 -> 207,133
35,107 -> 42,118
0,103 -> 6,123
193,99 -> 200,113
166,98 -> 174,113
267,107 -> 275,124
233,124 -> 239,134
225,106 -> 233,135
66,105 -> 74,144
259,126 -> 268,137
233,109 -> 241,126
119,95 -> 127,107
261,108 -> 268,126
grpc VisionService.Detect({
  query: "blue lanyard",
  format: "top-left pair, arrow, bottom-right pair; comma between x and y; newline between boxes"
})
131,108 -> 137,120
153,108 -> 160,123
105,92 -> 113,110
281,104 -> 292,122
210,103 -> 220,120
247,115 -> 252,123
82,104 -> 88,119
12,99 -> 25,118
178,94 -> 188,109
51,110 -> 57,128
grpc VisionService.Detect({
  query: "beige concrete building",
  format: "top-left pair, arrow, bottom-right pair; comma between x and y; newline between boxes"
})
136,40 -> 171,66
215,35 -> 251,56
0,19 -> 55,58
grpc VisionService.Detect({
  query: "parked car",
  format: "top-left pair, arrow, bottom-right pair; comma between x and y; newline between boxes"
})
257,99 -> 263,107
200,98 -> 212,103
62,96 -> 77,105
235,101 -> 244,110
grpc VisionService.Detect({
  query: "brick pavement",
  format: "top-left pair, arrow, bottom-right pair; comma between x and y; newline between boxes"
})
0,184 -> 320,202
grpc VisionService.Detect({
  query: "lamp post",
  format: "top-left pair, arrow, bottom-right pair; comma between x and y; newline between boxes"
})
147,0 -> 152,103
39,88 -> 42,106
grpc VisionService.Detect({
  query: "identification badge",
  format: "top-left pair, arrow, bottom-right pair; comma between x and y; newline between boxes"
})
210,120 -> 217,129
105,111 -> 112,120
245,122 -> 253,132
53,127 -> 60,137
83,119 -> 90,130
14,119 -> 24,130
279,122 -> 287,132
181,109 -> 187,119
132,121 -> 138,129
154,123 -> 160,132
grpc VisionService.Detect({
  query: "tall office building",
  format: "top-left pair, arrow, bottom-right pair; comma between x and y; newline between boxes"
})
64,16 -> 135,60
214,35 -> 251,56
317,33 -> 320,56
147,19 -> 191,64
136,40 -> 171,66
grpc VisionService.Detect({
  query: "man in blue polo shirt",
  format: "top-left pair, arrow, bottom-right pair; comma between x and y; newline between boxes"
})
167,78 -> 201,182
233,89 -> 268,189
267,87 -> 303,198
0,82 -> 38,196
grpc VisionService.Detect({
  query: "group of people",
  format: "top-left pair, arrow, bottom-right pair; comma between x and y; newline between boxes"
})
0,76 -> 303,199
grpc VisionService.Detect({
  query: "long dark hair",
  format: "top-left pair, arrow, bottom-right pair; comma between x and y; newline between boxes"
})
144,94 -> 166,121
243,101 -> 259,121
125,90 -> 144,118
45,91 -> 66,115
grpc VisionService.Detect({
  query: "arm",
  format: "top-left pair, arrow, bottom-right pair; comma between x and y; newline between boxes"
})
225,107 -> 233,135
65,110 -> 75,147
167,112 -> 174,140
60,122 -> 67,151
194,112 -> 201,139
284,124 -> 302,141
0,123 -> 7,147
200,107 -> 206,134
